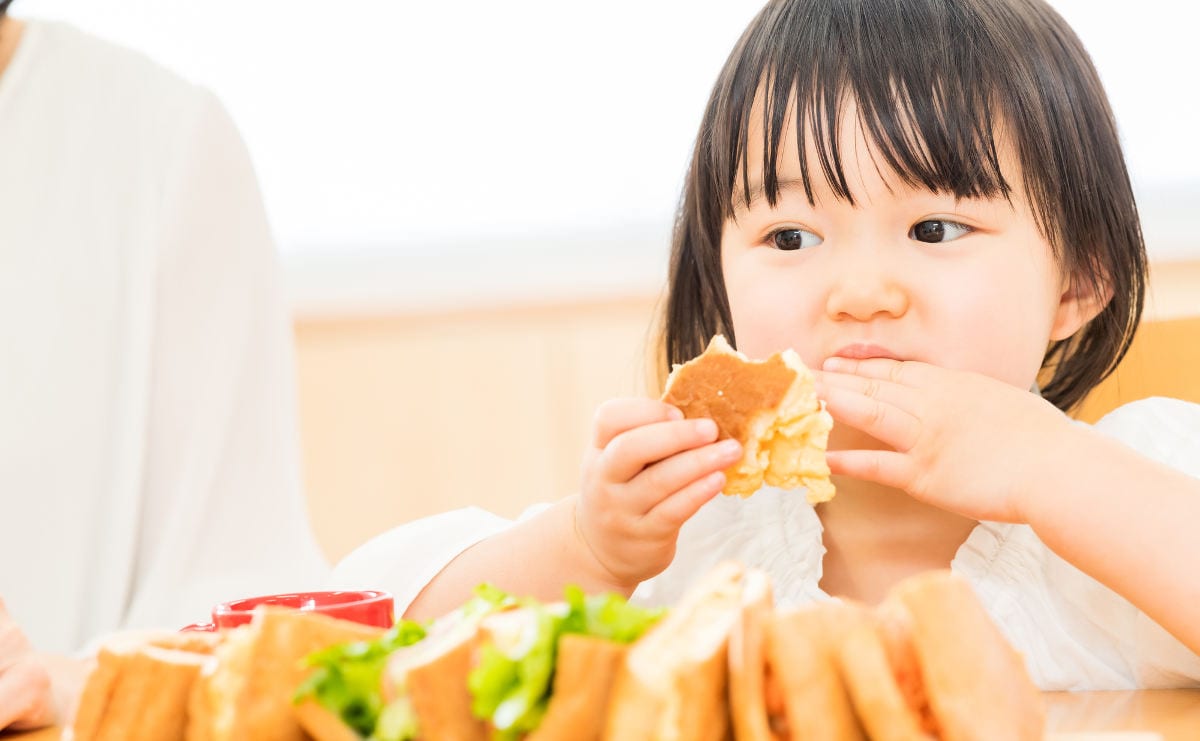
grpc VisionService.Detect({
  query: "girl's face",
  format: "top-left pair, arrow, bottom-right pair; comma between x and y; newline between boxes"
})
720,105 -> 1096,391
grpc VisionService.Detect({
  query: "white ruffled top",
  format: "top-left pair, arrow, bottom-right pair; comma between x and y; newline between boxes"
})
334,397 -> 1200,690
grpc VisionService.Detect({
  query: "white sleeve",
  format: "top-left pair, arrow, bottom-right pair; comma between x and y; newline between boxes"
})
120,88 -> 330,632
330,507 -> 517,615
1091,396 -> 1200,478
1090,397 -> 1200,685
955,397 -> 1200,690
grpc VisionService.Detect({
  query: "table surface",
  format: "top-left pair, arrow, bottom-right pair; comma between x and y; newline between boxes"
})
6,689 -> 1199,741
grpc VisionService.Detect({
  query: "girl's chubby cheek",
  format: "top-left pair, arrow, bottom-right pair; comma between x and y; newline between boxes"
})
729,325 -> 825,369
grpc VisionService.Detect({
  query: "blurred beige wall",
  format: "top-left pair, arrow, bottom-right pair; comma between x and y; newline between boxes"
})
296,261 -> 1200,563
295,295 -> 661,562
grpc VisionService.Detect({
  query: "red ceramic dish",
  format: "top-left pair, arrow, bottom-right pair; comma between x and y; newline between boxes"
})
182,589 -> 394,632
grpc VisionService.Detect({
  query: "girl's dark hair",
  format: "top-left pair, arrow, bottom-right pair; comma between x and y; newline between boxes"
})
664,0 -> 1146,413
0,1 -> 12,17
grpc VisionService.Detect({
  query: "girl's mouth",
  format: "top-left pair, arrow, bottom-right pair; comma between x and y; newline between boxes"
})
829,343 -> 904,362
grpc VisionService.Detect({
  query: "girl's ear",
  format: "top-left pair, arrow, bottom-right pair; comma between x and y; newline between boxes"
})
1050,273 -> 1113,341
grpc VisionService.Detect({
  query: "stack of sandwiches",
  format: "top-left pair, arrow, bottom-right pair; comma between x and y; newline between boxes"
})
68,563 -> 1043,740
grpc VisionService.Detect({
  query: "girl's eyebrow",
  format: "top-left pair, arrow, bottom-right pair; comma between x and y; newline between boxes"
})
732,178 -> 809,213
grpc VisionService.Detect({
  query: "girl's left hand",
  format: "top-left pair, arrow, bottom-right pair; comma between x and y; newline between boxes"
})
0,598 -> 55,731
815,357 -> 1076,523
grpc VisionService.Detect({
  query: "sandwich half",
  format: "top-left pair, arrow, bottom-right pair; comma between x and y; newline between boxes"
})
72,641 -> 213,741
188,606 -> 385,741
835,611 -> 932,741
604,561 -> 770,741
763,602 -> 868,741
879,571 -> 1044,741
661,335 -> 834,502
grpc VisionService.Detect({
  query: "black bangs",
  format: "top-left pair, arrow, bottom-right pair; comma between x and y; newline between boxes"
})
667,0 -> 1146,413
717,0 -> 1019,220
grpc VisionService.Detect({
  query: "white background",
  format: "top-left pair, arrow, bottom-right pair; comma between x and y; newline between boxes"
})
16,1 -> 1200,311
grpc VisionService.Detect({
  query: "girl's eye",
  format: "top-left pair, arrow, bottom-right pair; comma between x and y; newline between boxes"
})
770,228 -> 823,251
909,219 -> 972,243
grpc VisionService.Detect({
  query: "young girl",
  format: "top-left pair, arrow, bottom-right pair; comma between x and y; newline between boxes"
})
335,0 -> 1200,689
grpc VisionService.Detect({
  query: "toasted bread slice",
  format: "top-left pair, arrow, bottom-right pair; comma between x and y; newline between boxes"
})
661,335 -> 834,501
885,572 -> 1044,741
187,607 -> 384,741
293,700 -> 364,741
526,633 -> 627,741
71,648 -> 122,741
604,562 -> 768,741
145,631 -> 223,655
767,602 -> 868,741
836,611 -> 932,741
727,569 -> 778,741
381,609 -> 489,741
71,642 -> 212,741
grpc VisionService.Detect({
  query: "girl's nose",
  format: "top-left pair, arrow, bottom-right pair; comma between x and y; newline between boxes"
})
823,257 -> 910,322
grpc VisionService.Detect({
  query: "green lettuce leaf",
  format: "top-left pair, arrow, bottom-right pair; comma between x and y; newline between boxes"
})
372,696 -> 421,741
298,583 -> 515,739
466,586 -> 664,739
560,584 -> 665,643
294,619 -> 428,737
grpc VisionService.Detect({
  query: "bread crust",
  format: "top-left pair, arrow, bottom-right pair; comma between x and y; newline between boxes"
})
728,570 -> 779,741
887,572 -> 1045,741
293,700 -> 364,741
72,643 -> 212,741
603,562 -> 764,741
189,607 -> 384,741
836,613 -> 932,741
662,335 -> 834,501
767,603 -> 867,741
527,634 -> 626,741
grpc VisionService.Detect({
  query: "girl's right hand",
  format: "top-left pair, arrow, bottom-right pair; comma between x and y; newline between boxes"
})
575,398 -> 744,590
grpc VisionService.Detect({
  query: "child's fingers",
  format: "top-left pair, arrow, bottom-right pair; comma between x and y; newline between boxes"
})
626,438 -> 743,512
819,384 -> 922,453
825,449 -> 915,491
591,398 -> 684,449
821,356 -> 932,386
642,470 -> 726,532
601,417 -> 720,483
813,369 -> 919,413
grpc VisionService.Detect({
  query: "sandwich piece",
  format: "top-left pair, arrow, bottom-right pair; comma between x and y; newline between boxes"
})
603,561 -> 770,741
882,571 -> 1045,741
145,630 -> 224,655
764,602 -> 868,741
72,641 -> 213,741
381,607 -> 491,741
471,586 -> 662,741
293,617 -> 430,741
731,595 -> 933,741
661,334 -> 834,501
291,703 -> 363,741
297,585 -> 513,741
835,610 -> 933,741
188,606 -> 385,741
731,571 -> 1042,741
726,566 -> 777,741
525,633 -> 627,741
297,584 -> 661,741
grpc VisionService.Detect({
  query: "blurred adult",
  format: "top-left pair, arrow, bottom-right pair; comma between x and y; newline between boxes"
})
0,3 -> 329,729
